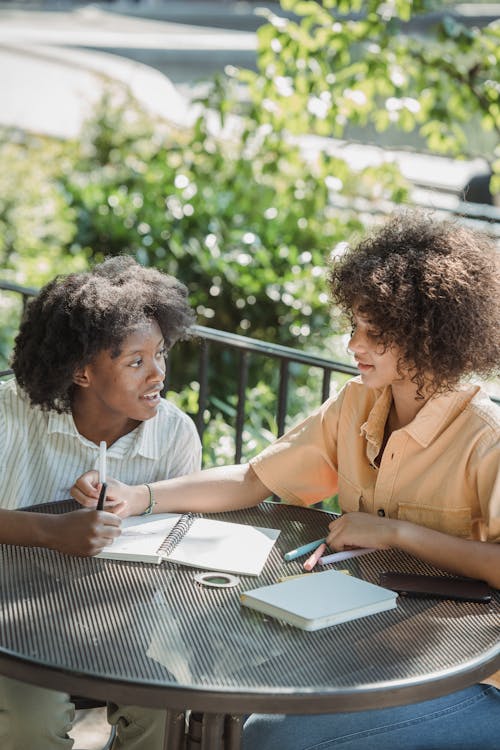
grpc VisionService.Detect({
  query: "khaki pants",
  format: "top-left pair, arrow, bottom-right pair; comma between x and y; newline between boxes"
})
0,676 -> 166,750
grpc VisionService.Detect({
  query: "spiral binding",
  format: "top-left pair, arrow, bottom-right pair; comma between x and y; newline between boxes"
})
159,512 -> 196,556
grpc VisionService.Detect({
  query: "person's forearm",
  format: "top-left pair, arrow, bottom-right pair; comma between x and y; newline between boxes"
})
0,508 -> 53,548
129,463 -> 271,516
392,520 -> 500,588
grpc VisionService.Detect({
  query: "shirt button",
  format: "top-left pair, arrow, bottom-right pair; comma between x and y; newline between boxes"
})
377,509 -> 386,517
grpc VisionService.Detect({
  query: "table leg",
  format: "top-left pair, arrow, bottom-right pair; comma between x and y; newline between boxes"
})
201,713 -> 225,750
186,711 -> 243,750
186,711 -> 202,749
163,708 -> 186,750
224,714 -> 243,750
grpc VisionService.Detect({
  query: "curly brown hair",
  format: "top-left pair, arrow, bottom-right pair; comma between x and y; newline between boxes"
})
328,211 -> 500,395
12,256 -> 195,412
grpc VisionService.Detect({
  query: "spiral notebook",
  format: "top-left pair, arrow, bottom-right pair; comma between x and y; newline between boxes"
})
97,512 -> 280,576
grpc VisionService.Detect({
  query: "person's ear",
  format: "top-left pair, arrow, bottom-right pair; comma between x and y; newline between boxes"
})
72,366 -> 90,388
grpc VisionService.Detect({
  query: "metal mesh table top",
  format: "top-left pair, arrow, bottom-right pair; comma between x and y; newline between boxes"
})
1,501 -> 498,713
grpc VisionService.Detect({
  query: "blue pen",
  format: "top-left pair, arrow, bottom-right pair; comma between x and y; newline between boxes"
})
284,537 -> 327,562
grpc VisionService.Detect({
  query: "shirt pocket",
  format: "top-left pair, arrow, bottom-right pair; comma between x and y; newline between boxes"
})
397,502 -> 472,538
338,473 -> 362,514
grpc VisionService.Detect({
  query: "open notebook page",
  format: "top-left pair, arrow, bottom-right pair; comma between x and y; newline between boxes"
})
97,513 -> 280,576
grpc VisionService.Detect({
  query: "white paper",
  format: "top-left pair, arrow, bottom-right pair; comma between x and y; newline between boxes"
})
165,517 -> 280,576
97,513 -> 280,575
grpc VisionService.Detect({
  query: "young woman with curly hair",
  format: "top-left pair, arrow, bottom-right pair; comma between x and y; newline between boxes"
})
0,256 -> 201,750
73,213 -> 500,750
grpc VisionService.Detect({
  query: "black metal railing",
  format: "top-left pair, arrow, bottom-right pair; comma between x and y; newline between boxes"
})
0,280 -> 39,313
0,281 -> 357,463
186,325 -> 356,461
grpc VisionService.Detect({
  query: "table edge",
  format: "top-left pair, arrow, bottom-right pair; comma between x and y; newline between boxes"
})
1,645 -> 498,714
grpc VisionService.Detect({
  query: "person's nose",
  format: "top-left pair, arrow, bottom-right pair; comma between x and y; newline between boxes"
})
348,328 -> 367,355
147,356 -> 165,384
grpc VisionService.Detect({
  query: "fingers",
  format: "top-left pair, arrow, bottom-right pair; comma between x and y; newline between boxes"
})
326,516 -> 360,551
76,469 -> 100,492
71,474 -> 125,511
71,486 -> 98,508
97,509 -> 122,528
326,512 -> 392,551
99,480 -> 134,518
52,509 -> 121,557
70,470 -> 100,507
101,497 -> 127,515
326,516 -> 344,549
106,501 -> 128,518
86,521 -> 121,555
90,513 -> 122,554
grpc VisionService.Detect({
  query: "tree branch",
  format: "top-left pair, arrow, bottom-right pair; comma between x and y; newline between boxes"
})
410,49 -> 500,140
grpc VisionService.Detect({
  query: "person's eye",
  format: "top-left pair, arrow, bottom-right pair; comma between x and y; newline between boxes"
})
129,358 -> 143,368
156,347 -> 167,359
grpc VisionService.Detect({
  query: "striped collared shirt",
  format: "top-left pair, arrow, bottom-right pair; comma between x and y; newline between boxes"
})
0,378 -> 202,509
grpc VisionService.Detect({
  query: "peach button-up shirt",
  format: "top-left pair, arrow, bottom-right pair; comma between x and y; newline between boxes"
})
250,377 -> 500,686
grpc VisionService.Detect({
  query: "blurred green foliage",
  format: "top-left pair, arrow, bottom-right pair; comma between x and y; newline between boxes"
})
244,0 -> 500,190
59,85 -> 407,351
0,133 -> 86,369
0,135 -> 84,282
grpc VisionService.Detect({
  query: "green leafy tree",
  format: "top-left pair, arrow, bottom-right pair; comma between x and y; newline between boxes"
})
242,0 -> 499,191
59,84 -> 408,356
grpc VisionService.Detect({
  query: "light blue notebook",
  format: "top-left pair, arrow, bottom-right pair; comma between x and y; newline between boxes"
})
240,569 -> 398,630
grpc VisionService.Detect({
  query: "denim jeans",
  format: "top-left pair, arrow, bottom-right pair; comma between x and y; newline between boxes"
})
242,684 -> 500,750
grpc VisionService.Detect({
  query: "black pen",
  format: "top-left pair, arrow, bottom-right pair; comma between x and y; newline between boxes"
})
97,440 -> 107,511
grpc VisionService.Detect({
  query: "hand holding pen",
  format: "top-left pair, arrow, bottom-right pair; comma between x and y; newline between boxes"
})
97,440 -> 107,511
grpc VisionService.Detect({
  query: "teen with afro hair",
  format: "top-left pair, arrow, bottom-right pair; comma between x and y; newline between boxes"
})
74,213 -> 500,750
0,255 -> 201,749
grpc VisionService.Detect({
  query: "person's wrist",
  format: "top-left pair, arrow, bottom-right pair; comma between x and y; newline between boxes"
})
129,484 -> 152,517
35,513 -> 60,551
141,483 -> 156,516
389,518 -> 408,548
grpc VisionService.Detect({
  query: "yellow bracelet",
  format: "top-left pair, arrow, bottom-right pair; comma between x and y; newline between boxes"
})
141,483 -> 156,515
